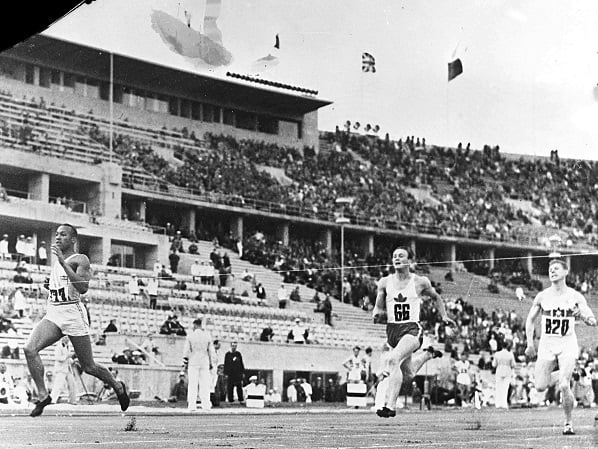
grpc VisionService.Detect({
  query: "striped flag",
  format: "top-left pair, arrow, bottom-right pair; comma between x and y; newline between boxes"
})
362,52 -> 376,73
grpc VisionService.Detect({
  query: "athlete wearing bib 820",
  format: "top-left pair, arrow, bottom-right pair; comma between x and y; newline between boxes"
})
525,258 -> 596,435
372,247 -> 455,418
23,224 -> 130,417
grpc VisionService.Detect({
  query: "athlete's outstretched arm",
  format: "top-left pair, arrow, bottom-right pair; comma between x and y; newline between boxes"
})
420,277 -> 455,326
524,294 -> 542,358
573,293 -> 597,326
372,278 -> 387,323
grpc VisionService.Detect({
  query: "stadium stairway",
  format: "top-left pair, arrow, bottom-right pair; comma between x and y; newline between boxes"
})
181,239 -> 386,342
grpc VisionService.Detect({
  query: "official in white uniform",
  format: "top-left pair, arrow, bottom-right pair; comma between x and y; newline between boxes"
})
492,341 -> 515,409
183,318 -> 216,411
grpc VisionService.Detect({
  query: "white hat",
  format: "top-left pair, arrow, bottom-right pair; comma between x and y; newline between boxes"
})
249,375 -> 258,381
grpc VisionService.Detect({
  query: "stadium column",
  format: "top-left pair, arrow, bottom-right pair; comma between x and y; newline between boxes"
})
27,173 -> 49,202
361,234 -> 374,258
526,251 -> 533,275
181,208 -> 195,235
487,248 -> 495,270
276,222 -> 289,246
446,243 -> 456,270
88,237 -> 111,266
230,216 -> 243,243
320,229 -> 332,256
99,162 -> 122,220
409,239 -> 416,257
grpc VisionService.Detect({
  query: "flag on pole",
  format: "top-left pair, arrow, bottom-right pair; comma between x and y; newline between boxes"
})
448,58 -> 463,81
362,52 -> 376,73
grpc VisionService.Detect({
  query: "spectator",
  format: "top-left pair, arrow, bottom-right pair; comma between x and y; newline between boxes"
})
211,340 -> 226,406
277,284 -> 288,309
243,375 -> 266,405
0,362 -> 14,404
212,340 -> 226,406
322,294 -> 333,326
168,371 -> 188,403
259,326 -> 274,342
223,341 -> 245,403
128,274 -> 141,301
287,379 -> 297,402
169,250 -> 180,274
112,348 -> 135,364
254,283 -> 267,300
265,388 -> 282,404
0,234 -> 9,260
241,268 -> 254,283
146,277 -> 159,310
24,237 -> 35,263
37,241 -> 47,266
289,286 -> 301,302
103,319 -> 118,333
188,241 -> 198,255
190,260 -> 201,283
287,318 -> 308,344
153,260 -> 162,277
15,235 -> 25,262
11,287 -> 27,318
300,378 -> 313,403
515,286 -> 526,302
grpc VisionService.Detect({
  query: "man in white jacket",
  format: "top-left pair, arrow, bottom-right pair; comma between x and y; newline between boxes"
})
183,318 -> 216,411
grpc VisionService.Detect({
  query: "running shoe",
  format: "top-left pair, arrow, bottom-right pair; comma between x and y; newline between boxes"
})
376,407 -> 396,418
30,395 -> 52,417
562,423 -> 575,435
116,381 -> 130,411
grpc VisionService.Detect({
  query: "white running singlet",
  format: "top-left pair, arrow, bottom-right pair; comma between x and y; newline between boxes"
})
384,274 -> 421,324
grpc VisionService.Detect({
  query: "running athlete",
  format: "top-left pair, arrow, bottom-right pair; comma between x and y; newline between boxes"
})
372,246 -> 455,418
524,258 -> 596,435
24,224 -> 130,417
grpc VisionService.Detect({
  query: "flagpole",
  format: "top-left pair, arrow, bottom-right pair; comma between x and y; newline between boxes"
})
109,51 -> 114,164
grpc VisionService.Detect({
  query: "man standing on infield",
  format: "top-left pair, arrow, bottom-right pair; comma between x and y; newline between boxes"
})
24,224 -> 129,416
372,246 -> 454,418
525,257 -> 596,435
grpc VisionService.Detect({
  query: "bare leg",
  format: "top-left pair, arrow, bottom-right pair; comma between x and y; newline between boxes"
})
556,354 -> 577,427
385,335 -> 420,411
69,335 -> 123,395
23,319 -> 63,400
533,358 -> 557,392
402,350 -> 433,384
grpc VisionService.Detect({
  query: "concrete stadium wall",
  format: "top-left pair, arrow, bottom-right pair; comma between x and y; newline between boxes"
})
104,334 -> 446,398
0,77 -> 309,150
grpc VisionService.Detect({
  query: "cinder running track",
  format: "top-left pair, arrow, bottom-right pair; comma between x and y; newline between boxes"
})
1,404 -> 597,448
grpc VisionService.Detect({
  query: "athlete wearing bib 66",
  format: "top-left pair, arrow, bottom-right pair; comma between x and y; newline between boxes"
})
23,224 -> 130,417
524,258 -> 596,436
372,247 -> 455,418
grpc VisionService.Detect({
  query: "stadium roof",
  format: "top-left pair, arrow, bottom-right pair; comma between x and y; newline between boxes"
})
6,34 -> 331,116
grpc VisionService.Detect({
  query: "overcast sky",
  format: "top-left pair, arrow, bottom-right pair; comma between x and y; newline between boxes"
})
45,0 -> 598,160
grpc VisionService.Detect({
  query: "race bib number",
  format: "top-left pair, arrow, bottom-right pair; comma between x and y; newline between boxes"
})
49,287 -> 68,303
394,303 -> 411,321
544,317 -> 570,336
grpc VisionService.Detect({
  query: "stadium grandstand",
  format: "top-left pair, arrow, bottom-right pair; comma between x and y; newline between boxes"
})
0,30 -> 597,414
